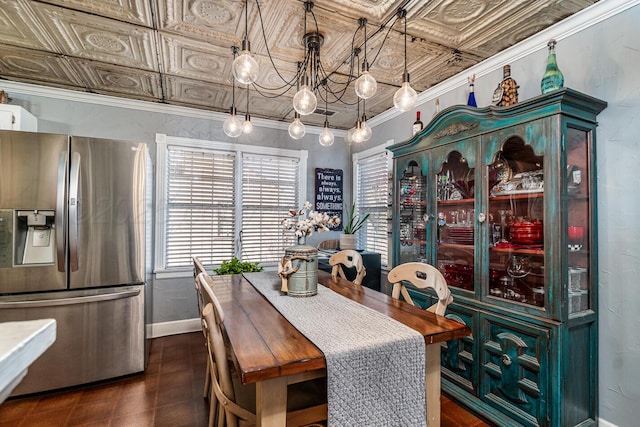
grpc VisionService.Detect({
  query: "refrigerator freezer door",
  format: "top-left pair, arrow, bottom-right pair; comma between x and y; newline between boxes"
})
0,131 -> 68,293
69,138 -> 146,289
0,285 -> 145,395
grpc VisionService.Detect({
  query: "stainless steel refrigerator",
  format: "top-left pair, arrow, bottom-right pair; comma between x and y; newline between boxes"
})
0,130 -> 148,396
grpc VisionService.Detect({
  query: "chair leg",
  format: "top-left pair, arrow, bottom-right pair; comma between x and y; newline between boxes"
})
204,357 -> 211,398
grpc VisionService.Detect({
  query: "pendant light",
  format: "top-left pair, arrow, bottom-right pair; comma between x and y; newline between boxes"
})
360,115 -> 372,142
393,9 -> 417,112
233,1 -> 259,85
318,82 -> 334,146
242,84 -> 253,134
288,112 -> 306,139
289,62 -> 308,138
359,96 -> 371,142
351,119 -> 365,144
223,46 -> 243,138
355,18 -> 377,100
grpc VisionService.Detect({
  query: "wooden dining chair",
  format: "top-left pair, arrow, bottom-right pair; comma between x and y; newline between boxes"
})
329,249 -> 366,286
194,258 -> 212,399
200,282 -> 328,427
194,269 -> 219,423
388,262 -> 454,316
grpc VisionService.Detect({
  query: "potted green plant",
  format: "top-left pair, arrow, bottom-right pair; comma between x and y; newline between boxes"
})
340,203 -> 370,250
214,257 -> 263,275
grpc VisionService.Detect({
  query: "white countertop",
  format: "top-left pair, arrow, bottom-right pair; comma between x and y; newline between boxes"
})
0,319 -> 56,403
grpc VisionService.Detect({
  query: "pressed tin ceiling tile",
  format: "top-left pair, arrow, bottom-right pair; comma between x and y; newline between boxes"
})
0,0 -> 599,128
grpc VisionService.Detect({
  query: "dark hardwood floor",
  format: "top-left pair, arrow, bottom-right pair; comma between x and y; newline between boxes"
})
0,332 -> 493,426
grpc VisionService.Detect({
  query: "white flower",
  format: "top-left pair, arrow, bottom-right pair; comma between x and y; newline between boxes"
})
282,201 -> 340,238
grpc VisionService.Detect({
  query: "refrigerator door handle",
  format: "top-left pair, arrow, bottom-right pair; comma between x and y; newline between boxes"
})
69,152 -> 81,272
0,288 -> 141,308
56,151 -> 68,272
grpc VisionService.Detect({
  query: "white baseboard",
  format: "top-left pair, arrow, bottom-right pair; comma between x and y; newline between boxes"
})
599,418 -> 618,427
148,318 -> 200,338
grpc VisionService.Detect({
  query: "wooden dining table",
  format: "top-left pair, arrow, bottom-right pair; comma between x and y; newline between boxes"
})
209,270 -> 471,427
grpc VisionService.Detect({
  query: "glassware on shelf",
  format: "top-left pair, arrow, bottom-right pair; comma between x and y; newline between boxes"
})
507,255 -> 531,278
497,209 -> 512,243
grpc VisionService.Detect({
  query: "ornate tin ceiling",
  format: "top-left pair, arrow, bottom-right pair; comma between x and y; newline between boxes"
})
0,0 -> 598,129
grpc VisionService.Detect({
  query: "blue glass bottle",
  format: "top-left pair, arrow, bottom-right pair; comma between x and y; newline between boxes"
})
541,39 -> 564,94
467,74 -> 477,107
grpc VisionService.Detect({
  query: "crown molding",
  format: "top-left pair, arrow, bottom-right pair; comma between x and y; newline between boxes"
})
369,0 -> 640,128
0,80 -> 344,136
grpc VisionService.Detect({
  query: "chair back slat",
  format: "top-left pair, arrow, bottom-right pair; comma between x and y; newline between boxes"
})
388,262 -> 453,316
329,249 -> 367,286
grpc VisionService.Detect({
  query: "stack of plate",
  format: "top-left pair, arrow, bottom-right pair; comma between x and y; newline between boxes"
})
446,225 -> 474,244
510,220 -> 543,244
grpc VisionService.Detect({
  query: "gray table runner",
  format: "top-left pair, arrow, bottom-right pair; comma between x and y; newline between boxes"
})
244,272 -> 426,427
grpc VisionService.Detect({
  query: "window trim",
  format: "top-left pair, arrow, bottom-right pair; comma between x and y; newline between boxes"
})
154,133 -> 307,278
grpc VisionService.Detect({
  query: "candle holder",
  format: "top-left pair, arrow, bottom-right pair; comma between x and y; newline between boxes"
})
568,225 -> 584,251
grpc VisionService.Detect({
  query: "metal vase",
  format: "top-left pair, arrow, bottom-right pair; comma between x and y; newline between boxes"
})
284,237 -> 318,297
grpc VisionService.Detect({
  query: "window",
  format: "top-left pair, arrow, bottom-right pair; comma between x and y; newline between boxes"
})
353,143 -> 392,266
241,153 -> 301,263
155,134 -> 307,275
164,146 -> 236,268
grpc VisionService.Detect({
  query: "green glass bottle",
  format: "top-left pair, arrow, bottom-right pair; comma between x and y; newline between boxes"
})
541,39 -> 564,94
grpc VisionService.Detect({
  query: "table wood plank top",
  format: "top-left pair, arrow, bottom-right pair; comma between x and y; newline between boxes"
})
209,270 -> 470,385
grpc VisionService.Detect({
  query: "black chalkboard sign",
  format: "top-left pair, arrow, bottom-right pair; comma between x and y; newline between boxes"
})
314,168 -> 343,231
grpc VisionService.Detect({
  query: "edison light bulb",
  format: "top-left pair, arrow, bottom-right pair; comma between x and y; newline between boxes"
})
242,116 -> 253,134
355,71 -> 377,99
360,120 -> 372,142
233,50 -> 259,85
319,124 -> 334,147
223,114 -> 242,138
288,117 -> 306,139
293,85 -> 317,116
352,122 -> 365,144
393,81 -> 417,112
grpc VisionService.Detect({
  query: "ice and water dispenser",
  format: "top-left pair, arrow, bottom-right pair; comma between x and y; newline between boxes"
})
0,209 -> 55,268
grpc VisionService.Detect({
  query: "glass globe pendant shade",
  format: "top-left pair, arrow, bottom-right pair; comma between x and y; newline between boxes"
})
351,122 -> 365,144
288,116 -> 306,139
355,71 -> 377,99
293,85 -> 317,116
242,116 -> 253,134
223,113 -> 243,138
393,81 -> 417,112
319,123 -> 334,147
232,50 -> 259,85
360,120 -> 372,142
345,126 -> 356,144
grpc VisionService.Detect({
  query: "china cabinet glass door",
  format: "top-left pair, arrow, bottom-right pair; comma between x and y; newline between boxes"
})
566,125 -> 592,314
433,142 -> 477,292
486,135 -> 546,309
397,159 -> 427,264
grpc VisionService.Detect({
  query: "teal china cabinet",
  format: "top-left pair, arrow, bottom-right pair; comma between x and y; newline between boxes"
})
388,89 -> 606,427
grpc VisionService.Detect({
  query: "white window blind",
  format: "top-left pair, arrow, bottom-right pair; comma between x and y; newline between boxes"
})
164,146 -> 236,268
355,150 -> 391,266
241,153 -> 300,262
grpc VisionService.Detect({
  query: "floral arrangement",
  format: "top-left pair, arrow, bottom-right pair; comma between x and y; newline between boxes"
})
281,201 -> 340,238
